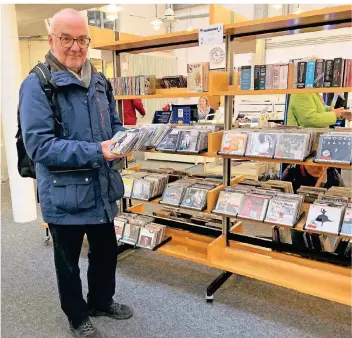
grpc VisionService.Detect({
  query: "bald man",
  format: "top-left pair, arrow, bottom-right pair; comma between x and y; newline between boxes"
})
19,9 -> 132,338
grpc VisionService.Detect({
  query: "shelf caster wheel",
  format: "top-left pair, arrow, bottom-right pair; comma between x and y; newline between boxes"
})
44,236 -> 50,246
205,294 -> 214,303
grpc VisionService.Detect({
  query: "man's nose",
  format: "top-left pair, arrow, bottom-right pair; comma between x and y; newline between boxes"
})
70,41 -> 80,51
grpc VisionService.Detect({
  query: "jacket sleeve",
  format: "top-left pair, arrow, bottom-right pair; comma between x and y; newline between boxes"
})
290,94 -> 336,128
132,99 -> 146,116
109,95 -> 126,134
20,74 -> 104,169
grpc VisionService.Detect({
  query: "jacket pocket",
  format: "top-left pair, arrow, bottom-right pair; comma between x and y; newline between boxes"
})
108,169 -> 125,202
50,171 -> 96,214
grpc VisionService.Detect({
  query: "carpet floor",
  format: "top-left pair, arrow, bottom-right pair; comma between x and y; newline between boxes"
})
1,174 -> 351,338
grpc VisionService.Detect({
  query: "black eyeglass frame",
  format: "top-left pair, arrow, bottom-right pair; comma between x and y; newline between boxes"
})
51,34 -> 91,49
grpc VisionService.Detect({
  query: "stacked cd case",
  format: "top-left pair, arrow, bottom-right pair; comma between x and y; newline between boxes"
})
315,132 -> 352,164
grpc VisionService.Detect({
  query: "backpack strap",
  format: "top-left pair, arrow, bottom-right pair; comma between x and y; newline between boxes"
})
99,72 -> 114,105
30,62 -> 64,137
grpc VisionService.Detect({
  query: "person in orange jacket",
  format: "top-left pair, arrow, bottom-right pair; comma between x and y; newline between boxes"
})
123,99 -> 146,125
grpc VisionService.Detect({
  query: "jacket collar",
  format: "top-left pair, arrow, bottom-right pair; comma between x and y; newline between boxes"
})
51,71 -> 102,88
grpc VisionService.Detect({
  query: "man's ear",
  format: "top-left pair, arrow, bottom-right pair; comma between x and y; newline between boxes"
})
48,34 -> 53,49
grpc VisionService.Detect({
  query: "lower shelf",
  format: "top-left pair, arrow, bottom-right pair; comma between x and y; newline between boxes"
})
156,228 -> 212,265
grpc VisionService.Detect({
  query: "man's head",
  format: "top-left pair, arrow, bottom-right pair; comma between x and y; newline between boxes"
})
49,8 -> 90,72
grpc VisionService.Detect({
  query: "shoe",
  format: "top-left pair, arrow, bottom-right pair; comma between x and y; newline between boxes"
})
89,301 -> 133,320
70,319 -> 102,338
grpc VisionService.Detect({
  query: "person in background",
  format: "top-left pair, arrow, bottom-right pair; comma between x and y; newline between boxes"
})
123,99 -> 146,126
287,58 -> 351,128
198,96 -> 215,121
281,164 -> 345,193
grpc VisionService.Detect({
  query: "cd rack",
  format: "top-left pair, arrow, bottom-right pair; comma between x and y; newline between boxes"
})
85,5 -> 352,305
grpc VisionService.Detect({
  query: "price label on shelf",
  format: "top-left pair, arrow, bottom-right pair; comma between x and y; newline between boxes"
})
199,24 -> 224,45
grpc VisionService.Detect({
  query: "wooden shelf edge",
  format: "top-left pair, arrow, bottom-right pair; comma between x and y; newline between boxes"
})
210,241 -> 352,306
213,87 -> 352,96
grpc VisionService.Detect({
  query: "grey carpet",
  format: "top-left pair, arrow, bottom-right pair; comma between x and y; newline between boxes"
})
2,178 -> 351,338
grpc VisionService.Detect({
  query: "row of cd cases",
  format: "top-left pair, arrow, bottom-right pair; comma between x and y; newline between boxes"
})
122,171 -> 351,237
219,130 -> 352,164
109,124 -> 218,155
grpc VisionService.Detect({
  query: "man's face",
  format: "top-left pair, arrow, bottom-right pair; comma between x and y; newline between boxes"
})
49,16 -> 89,71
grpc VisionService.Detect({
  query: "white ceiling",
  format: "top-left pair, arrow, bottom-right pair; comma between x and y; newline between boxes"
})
16,4 -> 102,37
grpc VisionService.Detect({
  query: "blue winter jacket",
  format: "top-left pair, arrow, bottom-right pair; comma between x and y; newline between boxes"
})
19,67 -> 125,225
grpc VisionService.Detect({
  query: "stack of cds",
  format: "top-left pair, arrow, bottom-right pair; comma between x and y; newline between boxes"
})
305,201 -> 347,235
122,172 -> 149,198
274,132 -> 313,161
180,181 -> 219,211
156,128 -> 208,153
218,129 -> 315,160
265,194 -> 303,226
160,178 -> 198,206
131,174 -> 169,201
340,204 -> 352,236
114,213 -> 166,249
315,132 -> 352,164
218,131 -> 248,156
156,129 -> 181,152
213,184 -> 303,226
245,132 -> 278,158
135,124 -> 172,150
110,129 -> 140,155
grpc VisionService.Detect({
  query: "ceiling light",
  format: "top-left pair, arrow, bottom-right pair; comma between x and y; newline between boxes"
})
106,13 -> 118,21
272,5 -> 282,9
105,4 -> 122,13
186,25 -> 193,32
151,19 -> 163,26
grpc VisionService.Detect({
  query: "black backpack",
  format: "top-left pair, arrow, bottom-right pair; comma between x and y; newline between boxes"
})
16,62 -> 114,179
16,62 -> 61,179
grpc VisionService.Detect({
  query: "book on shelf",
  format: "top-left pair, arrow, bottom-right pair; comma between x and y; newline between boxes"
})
340,205 -> 352,236
332,58 -> 345,87
305,61 -> 316,88
240,65 -> 252,90
260,65 -> 267,90
314,59 -> 325,88
343,59 -> 352,87
272,64 -> 281,89
287,62 -> 295,89
187,62 -> 209,92
279,64 -> 288,89
254,65 -> 261,90
323,59 -> 334,87
265,64 -> 273,89
296,62 -> 307,89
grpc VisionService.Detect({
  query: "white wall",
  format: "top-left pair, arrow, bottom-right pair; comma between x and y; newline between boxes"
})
265,27 -> 352,64
118,4 -> 167,36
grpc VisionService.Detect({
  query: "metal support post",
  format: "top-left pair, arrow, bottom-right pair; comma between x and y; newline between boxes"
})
223,35 -> 234,238
205,271 -> 233,302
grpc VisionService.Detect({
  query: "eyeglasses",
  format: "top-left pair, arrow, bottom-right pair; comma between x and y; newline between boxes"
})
51,34 -> 91,49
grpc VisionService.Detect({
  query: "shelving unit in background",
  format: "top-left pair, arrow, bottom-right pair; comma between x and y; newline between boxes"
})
91,5 -> 352,306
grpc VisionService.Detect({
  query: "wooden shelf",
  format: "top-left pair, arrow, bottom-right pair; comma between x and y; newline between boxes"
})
156,228 -> 213,265
220,154 -> 352,170
208,235 -> 351,306
114,88 -> 209,100
224,5 -> 352,40
94,6 -> 351,53
214,87 -> 352,96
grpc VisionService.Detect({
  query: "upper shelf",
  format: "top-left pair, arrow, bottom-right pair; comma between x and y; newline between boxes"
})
93,6 -> 352,53
225,5 -> 352,40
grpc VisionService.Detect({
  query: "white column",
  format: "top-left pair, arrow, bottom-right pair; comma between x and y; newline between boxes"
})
0,4 -> 37,223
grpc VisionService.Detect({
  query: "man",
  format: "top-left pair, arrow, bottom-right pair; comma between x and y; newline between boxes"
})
19,9 -> 133,338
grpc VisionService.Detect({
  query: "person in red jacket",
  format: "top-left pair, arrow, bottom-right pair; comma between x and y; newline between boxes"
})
123,99 -> 146,125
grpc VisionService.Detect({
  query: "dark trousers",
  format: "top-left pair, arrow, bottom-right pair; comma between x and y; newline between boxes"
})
48,223 -> 118,329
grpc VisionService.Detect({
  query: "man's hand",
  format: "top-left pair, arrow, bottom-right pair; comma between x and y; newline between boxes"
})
101,140 -> 128,161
